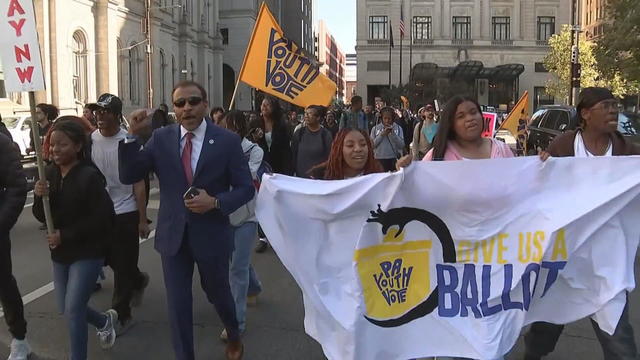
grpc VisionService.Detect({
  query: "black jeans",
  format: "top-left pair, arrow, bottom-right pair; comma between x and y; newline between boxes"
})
106,211 -> 146,322
0,235 -> 27,340
525,294 -> 638,360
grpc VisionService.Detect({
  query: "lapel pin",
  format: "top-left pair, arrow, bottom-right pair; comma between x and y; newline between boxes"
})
209,139 -> 214,144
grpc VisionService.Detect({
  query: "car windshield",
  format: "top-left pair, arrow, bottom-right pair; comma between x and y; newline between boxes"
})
2,117 -> 19,129
618,113 -> 640,135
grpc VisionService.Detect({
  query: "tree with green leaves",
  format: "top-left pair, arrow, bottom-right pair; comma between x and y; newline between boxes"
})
543,25 -> 638,102
594,0 -> 640,86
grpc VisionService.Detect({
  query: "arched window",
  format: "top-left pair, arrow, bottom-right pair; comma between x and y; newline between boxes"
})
171,55 -> 176,90
129,44 -> 140,104
72,30 -> 88,103
159,49 -> 167,103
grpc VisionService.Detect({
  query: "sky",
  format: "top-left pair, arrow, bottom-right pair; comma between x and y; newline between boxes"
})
315,0 -> 357,54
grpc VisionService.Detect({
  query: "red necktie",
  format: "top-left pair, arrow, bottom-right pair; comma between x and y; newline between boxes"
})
181,132 -> 194,185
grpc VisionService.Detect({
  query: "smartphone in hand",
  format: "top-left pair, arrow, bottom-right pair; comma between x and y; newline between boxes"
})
183,186 -> 200,200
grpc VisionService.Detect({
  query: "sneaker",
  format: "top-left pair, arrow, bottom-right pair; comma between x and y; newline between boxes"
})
115,317 -> 135,337
130,272 -> 150,308
8,338 -> 31,360
97,309 -> 118,349
255,240 -> 268,253
246,294 -> 258,307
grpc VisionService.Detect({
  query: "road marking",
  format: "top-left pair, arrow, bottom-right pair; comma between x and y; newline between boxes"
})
24,188 -> 160,209
0,229 -> 156,318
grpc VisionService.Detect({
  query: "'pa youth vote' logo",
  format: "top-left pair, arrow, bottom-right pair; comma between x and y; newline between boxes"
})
354,205 -> 456,328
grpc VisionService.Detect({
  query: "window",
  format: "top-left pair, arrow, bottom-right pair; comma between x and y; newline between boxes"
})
129,45 -> 140,104
72,31 -> 88,103
413,16 -> 432,40
367,61 -> 390,71
220,28 -> 229,45
453,16 -> 471,40
492,17 -> 510,40
534,87 -> 554,110
537,16 -> 555,42
369,16 -> 388,39
535,62 -> 548,72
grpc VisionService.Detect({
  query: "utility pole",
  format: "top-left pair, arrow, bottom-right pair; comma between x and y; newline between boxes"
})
144,0 -> 153,108
569,0 -> 581,106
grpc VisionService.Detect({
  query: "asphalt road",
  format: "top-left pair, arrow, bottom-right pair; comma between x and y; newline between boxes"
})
1,186 -> 639,359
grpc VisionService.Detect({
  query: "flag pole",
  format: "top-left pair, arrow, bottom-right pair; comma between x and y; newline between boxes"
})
388,21 -> 393,89
28,91 -> 53,236
409,18 -> 413,85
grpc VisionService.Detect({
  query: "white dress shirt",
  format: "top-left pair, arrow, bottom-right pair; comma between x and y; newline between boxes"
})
180,118 -> 207,175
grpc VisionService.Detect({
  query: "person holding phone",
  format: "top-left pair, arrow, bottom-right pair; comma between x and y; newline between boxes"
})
370,107 -> 405,172
119,81 -> 254,360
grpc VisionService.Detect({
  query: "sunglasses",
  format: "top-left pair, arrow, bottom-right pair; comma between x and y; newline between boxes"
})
173,96 -> 203,108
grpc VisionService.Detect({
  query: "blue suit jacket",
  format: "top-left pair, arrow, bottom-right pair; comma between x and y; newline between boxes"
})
118,120 -> 255,259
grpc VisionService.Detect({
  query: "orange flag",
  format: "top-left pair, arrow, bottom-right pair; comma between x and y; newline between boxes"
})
237,3 -> 337,108
499,91 -> 529,154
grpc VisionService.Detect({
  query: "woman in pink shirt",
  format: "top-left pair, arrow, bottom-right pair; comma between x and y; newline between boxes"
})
422,96 -> 513,161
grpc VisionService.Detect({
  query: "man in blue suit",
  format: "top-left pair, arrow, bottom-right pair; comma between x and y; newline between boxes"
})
119,81 -> 253,360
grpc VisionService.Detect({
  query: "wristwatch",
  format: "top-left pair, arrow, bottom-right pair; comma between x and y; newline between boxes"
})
214,198 -> 220,209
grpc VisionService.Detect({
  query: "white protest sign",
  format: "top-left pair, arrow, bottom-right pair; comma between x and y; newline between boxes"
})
256,156 -> 640,360
0,0 -> 45,92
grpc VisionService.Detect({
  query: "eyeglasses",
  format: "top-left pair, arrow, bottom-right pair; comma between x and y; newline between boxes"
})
591,100 -> 619,112
173,96 -> 203,108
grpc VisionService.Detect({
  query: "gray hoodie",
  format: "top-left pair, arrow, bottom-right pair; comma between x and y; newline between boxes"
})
370,122 -> 404,160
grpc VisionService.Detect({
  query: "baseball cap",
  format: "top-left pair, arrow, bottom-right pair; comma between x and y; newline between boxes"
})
88,93 -> 123,114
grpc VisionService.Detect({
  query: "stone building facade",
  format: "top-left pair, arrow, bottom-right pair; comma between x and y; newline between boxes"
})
356,0 -> 571,112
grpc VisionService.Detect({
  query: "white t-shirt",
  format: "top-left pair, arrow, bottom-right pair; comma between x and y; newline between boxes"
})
574,131 -> 612,158
91,129 -> 138,215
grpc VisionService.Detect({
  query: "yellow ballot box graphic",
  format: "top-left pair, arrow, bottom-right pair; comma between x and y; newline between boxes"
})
354,230 -> 433,321
354,205 -> 457,327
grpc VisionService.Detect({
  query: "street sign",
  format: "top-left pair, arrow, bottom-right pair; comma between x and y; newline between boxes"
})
0,0 -> 45,92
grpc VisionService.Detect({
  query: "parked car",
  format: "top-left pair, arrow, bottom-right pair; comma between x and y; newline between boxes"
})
525,105 -> 640,154
1,115 -> 34,158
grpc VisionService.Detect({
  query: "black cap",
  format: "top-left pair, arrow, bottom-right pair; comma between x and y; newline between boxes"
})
88,93 -> 122,115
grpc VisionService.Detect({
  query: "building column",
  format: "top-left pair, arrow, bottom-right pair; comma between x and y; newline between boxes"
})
443,0 -> 451,38
482,0 -> 491,39
514,0 -> 521,40
473,2 -> 481,39
48,0 -> 59,106
94,0 -> 110,96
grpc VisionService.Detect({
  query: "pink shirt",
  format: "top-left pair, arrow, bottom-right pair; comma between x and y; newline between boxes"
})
422,138 -> 514,161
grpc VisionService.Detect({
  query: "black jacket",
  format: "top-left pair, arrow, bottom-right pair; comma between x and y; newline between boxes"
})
253,116 -> 293,175
0,133 -> 27,238
33,163 -> 115,264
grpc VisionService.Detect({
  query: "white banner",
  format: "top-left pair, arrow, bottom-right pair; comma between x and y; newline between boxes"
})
256,156 -> 640,360
0,0 -> 45,92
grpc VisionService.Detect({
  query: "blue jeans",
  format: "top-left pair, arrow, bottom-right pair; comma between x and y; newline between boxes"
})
230,222 -> 262,332
53,259 -> 108,360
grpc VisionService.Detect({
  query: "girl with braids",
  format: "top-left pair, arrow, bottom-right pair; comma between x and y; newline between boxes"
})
422,96 -> 513,162
310,128 -> 383,180
33,120 -> 118,359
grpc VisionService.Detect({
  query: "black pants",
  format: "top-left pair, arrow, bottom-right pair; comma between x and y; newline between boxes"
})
378,158 -> 397,172
106,211 -> 145,322
0,236 -> 27,340
525,294 -> 638,360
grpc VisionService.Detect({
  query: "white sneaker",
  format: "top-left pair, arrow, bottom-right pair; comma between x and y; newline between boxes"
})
97,309 -> 118,349
8,338 -> 31,360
